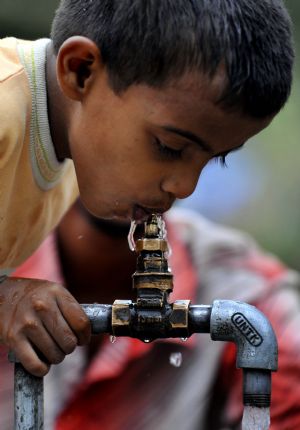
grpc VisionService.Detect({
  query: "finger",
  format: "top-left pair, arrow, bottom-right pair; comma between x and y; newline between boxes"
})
13,337 -> 50,377
56,292 -> 91,346
40,309 -> 78,355
25,321 -> 66,365
30,290 -> 81,353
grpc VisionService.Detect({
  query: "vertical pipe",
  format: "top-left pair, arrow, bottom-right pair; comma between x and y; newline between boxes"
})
243,369 -> 271,407
14,363 -> 44,430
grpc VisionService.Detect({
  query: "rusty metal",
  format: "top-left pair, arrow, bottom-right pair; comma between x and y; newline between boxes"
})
135,238 -> 168,252
112,299 -> 132,336
9,352 -> 43,430
170,300 -> 190,329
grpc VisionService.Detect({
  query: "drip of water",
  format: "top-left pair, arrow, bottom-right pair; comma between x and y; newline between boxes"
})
143,339 -> 151,343
181,337 -> 188,342
157,216 -> 167,239
169,352 -> 183,368
127,220 -> 137,251
242,406 -> 270,430
110,335 -> 117,344
157,215 -> 172,257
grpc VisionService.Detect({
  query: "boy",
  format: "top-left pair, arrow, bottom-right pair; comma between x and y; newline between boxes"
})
0,0 -> 294,377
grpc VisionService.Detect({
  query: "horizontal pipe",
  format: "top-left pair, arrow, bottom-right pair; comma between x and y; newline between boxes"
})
12,301 -> 276,430
81,304 -> 112,334
82,303 -> 212,338
188,305 -> 211,334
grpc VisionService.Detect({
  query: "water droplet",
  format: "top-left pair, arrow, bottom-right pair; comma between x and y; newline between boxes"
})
127,220 -> 137,251
143,339 -> 152,343
169,352 -> 183,368
110,335 -> 117,344
181,337 -> 188,342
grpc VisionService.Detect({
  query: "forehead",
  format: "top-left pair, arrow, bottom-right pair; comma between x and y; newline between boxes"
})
139,68 -> 228,115
120,69 -> 271,154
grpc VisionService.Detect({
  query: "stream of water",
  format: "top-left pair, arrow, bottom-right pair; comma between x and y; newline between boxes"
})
242,406 -> 270,430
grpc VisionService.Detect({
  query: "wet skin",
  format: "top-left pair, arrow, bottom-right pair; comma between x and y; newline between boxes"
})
46,36 -> 273,222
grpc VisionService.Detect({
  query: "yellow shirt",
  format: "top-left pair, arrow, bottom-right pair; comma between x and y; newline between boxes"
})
0,38 -> 79,276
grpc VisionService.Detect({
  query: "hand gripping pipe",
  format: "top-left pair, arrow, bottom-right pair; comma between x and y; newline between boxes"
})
10,215 -> 277,429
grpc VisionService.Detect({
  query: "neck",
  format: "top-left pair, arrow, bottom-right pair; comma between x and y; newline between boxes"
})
46,42 -> 72,160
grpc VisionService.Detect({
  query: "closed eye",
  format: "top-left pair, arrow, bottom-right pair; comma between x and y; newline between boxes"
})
154,138 -> 184,160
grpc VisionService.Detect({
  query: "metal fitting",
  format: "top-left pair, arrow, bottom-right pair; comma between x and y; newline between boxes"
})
112,300 -> 132,336
170,300 -> 190,329
210,299 -> 278,407
210,300 -> 277,370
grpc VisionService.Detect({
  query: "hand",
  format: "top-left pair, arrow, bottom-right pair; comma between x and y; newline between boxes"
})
0,277 -> 91,376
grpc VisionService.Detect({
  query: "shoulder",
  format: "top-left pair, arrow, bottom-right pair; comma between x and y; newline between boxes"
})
0,37 -> 24,82
0,38 -> 31,164
0,38 -> 31,130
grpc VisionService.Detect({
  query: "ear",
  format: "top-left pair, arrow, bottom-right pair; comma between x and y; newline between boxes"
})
56,36 -> 102,101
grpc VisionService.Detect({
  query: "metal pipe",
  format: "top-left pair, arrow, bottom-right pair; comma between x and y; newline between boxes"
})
14,363 -> 43,430
9,216 -> 278,427
81,304 -> 112,334
210,299 -> 278,407
188,305 -> 211,333
81,303 -> 212,338
243,369 -> 272,407
11,300 -> 278,428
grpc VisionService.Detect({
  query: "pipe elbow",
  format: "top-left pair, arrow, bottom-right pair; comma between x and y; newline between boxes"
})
210,300 -> 278,371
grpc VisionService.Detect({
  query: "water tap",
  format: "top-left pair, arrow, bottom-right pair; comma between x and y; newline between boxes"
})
83,214 -> 278,409
10,214 -> 278,430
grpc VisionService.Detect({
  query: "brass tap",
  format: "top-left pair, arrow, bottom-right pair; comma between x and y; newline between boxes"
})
111,214 -> 190,340
133,214 -> 173,308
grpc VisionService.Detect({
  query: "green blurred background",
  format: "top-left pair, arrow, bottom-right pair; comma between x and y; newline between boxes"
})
0,0 -> 299,269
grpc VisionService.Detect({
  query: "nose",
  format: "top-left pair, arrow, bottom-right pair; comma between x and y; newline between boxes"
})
161,168 -> 201,200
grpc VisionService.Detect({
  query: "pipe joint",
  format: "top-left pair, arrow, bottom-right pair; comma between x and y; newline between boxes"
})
210,300 -> 278,371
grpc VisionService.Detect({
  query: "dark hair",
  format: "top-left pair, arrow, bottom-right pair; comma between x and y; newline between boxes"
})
51,0 -> 294,118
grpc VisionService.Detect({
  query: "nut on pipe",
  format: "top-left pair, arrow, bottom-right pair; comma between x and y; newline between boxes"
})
135,238 -> 169,252
112,300 -> 132,336
170,300 -> 190,329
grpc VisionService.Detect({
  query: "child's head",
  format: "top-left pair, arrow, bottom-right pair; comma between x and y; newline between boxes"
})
49,0 -> 294,221
52,0 -> 293,118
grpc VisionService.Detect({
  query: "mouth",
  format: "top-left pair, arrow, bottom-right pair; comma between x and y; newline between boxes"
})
132,204 -> 168,222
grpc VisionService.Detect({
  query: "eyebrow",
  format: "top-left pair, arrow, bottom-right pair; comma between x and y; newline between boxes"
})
161,125 -> 213,153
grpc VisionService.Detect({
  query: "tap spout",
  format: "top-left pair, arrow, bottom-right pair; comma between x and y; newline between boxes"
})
210,299 -> 278,407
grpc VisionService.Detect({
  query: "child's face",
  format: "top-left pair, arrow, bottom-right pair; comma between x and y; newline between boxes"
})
67,68 -> 271,221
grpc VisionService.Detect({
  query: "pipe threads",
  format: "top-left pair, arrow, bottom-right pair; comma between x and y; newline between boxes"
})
243,393 -> 271,407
